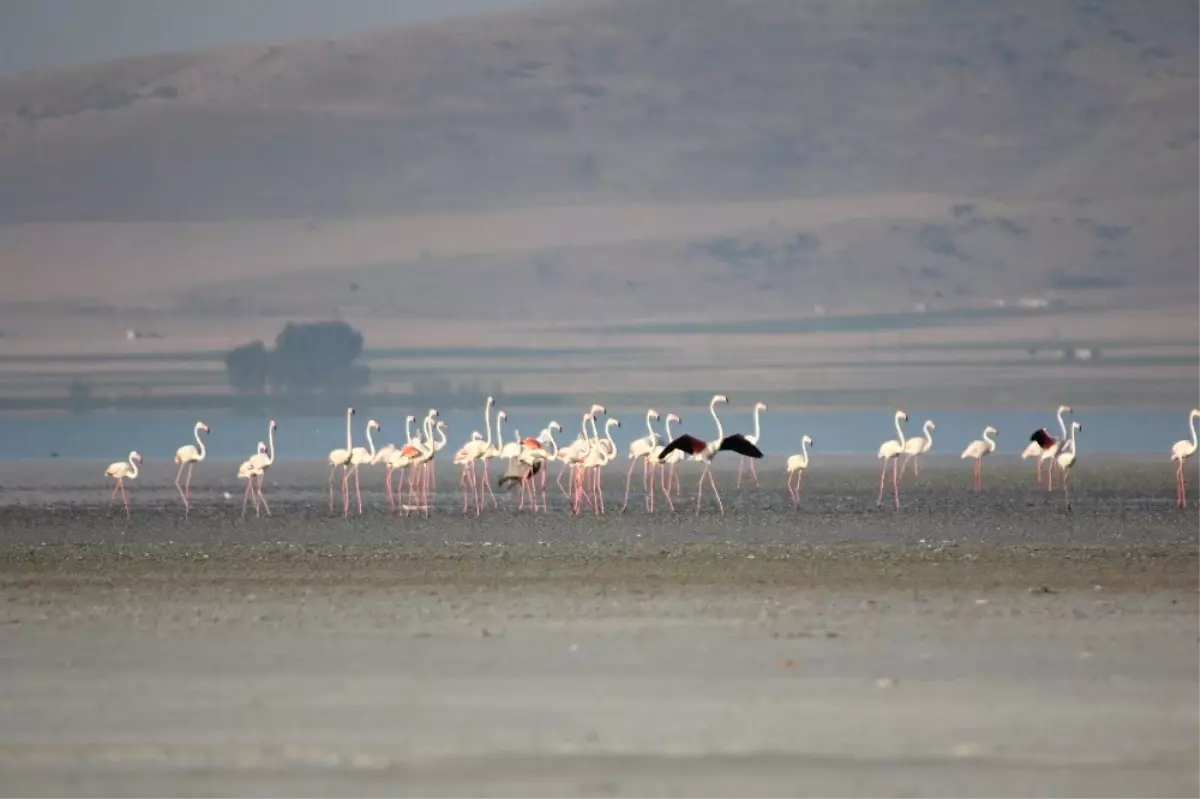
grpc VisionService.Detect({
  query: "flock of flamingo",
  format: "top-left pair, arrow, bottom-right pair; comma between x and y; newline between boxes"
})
101,398 -> 1200,519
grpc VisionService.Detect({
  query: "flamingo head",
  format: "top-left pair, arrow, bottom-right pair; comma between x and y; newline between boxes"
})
985,425 -> 999,435
802,434 -> 813,445
427,408 -> 439,418
667,413 -> 681,424
257,441 -> 267,453
198,422 -> 210,433
1058,404 -> 1072,414
486,396 -> 494,406
131,451 -> 143,462
755,402 -> 768,412
1190,408 -> 1200,417
436,421 -> 447,430
926,420 -> 936,431
367,419 -> 380,431
648,408 -> 661,419
471,430 -> 483,441
269,419 -> 278,430
498,410 -> 508,421
896,410 -> 908,421
348,407 -> 356,416
405,414 -> 416,423
550,421 -> 563,431
713,394 -> 729,405
1071,421 -> 1082,432
590,404 -> 607,416
608,418 -> 621,430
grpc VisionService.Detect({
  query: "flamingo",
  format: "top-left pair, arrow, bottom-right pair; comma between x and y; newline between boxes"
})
245,419 -> 277,516
373,414 -> 415,513
501,424 -> 562,511
1056,421 -> 1081,509
622,408 -> 662,513
876,410 -> 909,508
238,442 -> 267,516
579,417 -> 621,514
1170,408 -> 1200,507
961,425 -> 998,492
104,450 -> 142,519
482,409 -> 512,505
654,412 -> 686,501
173,421 -> 209,515
405,416 -> 443,515
328,407 -> 355,514
899,420 -> 935,479
557,405 -> 606,499
454,396 -> 498,514
1021,405 -> 1072,487
657,394 -> 763,516
737,401 -> 768,488
345,419 -> 380,515
786,435 -> 814,508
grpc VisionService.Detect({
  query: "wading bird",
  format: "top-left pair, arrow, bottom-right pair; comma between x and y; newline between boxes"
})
622,408 -> 662,513
900,420 -> 935,479
876,410 -> 909,508
657,394 -> 763,516
1021,405 -> 1072,487
328,407 -> 355,514
105,450 -> 142,519
961,425 -> 998,492
737,401 -> 768,488
1056,421 -> 1081,509
1171,408 -> 1200,508
345,419 -> 380,515
246,420 -> 277,516
785,435 -> 813,508
238,442 -> 267,516
173,421 -> 209,516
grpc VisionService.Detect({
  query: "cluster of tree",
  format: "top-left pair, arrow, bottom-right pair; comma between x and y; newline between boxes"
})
224,321 -> 369,395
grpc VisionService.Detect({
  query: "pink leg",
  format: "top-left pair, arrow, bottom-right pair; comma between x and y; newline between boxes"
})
1035,458 -> 1043,485
912,457 -> 919,477
797,472 -> 805,505
1046,461 -> 1054,491
621,458 -> 639,513
750,458 -> 759,486
892,458 -> 900,509
1063,470 -> 1071,509
110,480 -> 120,508
175,462 -> 188,513
878,460 -> 889,505
329,466 -> 340,513
387,469 -> 397,514
257,473 -> 271,516
242,480 -> 253,517
1177,462 -> 1186,508
708,466 -> 725,515
736,457 -> 744,488
354,467 -> 363,515
645,460 -> 654,513
116,478 -> 130,519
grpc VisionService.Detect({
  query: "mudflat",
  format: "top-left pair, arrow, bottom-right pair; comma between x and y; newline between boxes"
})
0,460 -> 1196,797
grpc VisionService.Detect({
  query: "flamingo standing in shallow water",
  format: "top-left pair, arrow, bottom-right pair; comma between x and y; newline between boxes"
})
1170,408 -> 1200,508
328,407 -> 355,514
173,421 -> 209,516
961,425 -> 997,492
737,401 -> 768,488
876,410 -> 908,508
105,450 -> 142,519
1020,405 -> 1071,487
621,408 -> 661,513
238,442 -> 267,516
786,435 -> 813,508
454,396 -> 498,514
656,394 -> 763,516
1056,421 -> 1081,509
578,417 -> 620,515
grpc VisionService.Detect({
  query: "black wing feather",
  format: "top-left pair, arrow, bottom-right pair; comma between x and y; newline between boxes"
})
1029,428 -> 1055,448
658,434 -> 706,460
719,433 -> 764,458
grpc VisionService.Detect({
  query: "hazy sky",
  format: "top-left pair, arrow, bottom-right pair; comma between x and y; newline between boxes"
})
0,0 -> 534,77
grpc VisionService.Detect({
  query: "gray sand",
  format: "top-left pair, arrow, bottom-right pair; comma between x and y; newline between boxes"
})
0,460 -> 1196,797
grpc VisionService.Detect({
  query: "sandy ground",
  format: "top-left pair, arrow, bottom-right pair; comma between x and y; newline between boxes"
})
0,460 -> 1196,797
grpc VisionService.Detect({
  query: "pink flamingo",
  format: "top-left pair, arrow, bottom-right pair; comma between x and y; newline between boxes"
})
173,421 -> 209,516
104,450 -> 142,519
657,395 -> 763,516
1171,409 -> 1200,507
961,425 -> 998,492
876,410 -> 908,509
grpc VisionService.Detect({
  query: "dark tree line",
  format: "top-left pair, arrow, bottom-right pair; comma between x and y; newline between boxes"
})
224,321 -> 369,396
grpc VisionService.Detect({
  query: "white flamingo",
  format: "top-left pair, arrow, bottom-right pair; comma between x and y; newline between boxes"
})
406,419 -> 445,516
328,407 -> 355,514
899,420 -> 935,479
876,410 -> 909,508
621,408 -> 662,513
104,450 -> 142,519
1021,405 -> 1072,487
653,412 -> 686,502
1170,408 -> 1200,508
559,411 -> 599,513
961,425 -> 998,492
245,419 -> 277,516
173,421 -> 209,515
579,417 -> 620,515
345,419 -> 380,515
737,401 -> 768,488
786,435 -> 813,508
657,394 -> 763,516
1056,421 -> 1081,509
238,442 -> 267,516
454,396 -> 498,515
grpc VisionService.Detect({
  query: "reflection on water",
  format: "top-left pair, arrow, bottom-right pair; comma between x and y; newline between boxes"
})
0,407 -> 1189,461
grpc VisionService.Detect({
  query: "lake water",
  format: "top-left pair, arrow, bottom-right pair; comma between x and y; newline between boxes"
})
0,407 -> 1191,462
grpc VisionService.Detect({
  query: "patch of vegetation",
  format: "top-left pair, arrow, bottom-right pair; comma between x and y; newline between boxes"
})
695,233 -> 820,276
225,320 -> 370,398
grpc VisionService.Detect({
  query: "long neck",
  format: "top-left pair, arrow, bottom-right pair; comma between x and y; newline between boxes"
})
924,422 -> 934,445
345,409 -> 353,449
1068,425 -> 1077,452
589,414 -> 600,439
424,415 -> 434,444
983,428 -> 995,451
128,454 -> 139,477
497,414 -> 506,446
606,422 -> 617,450
752,405 -> 762,440
665,417 -> 675,440
265,424 -> 276,464
800,438 -> 809,464
546,428 -> 558,455
711,399 -> 724,441
365,424 -> 376,456
484,399 -> 494,447
1057,408 -> 1068,439
579,413 -> 590,440
195,424 -> 206,459
1191,413 -> 1199,449
646,411 -> 656,441
894,414 -> 905,446
405,417 -> 414,443
435,426 -> 446,449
